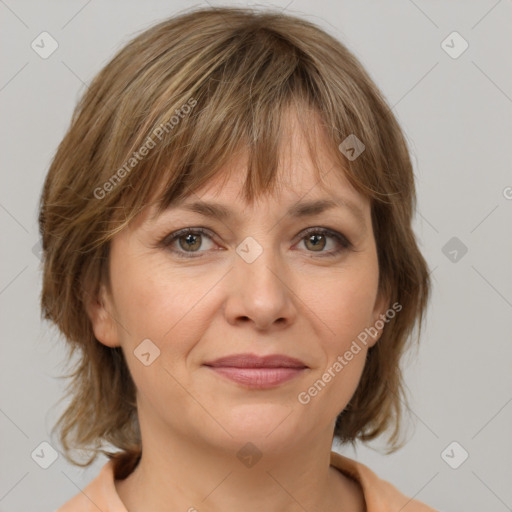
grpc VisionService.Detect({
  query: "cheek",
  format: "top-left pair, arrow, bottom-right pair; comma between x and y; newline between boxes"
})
301,254 -> 380,350
298,268 -> 376,419
304,254 -> 379,416
108,245 -> 221,361
107,252 -> 216,406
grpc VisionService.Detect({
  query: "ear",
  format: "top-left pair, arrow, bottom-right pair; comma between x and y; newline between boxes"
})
367,285 -> 392,348
85,283 -> 120,348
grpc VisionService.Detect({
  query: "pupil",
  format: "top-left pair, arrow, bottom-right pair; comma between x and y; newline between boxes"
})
308,234 -> 325,251
180,233 -> 200,251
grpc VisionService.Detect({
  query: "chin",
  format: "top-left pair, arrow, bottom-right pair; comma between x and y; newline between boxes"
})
212,402 -> 302,448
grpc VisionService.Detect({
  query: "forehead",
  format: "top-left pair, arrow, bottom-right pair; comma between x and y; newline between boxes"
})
184,164 -> 367,237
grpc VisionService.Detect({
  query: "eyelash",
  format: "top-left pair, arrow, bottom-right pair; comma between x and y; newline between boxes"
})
159,227 -> 352,259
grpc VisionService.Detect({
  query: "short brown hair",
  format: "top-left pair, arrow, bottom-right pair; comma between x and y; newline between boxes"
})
39,6 -> 430,468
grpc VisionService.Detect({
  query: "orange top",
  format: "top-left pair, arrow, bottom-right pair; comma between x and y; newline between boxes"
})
56,451 -> 438,511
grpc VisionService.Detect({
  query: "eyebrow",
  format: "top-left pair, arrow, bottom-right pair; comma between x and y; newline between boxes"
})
170,197 -> 367,231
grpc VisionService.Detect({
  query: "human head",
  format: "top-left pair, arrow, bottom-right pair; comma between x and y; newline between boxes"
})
38,6 -> 430,467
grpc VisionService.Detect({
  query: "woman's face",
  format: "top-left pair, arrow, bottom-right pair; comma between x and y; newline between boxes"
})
89,118 -> 389,455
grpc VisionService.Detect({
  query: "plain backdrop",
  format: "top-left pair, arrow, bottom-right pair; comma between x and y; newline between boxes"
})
1,1 -> 511,511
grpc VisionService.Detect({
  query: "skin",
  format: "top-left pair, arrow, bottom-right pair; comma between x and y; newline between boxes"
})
87,110 -> 389,512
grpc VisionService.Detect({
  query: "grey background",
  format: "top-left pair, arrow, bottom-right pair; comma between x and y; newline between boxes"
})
1,0 -> 511,511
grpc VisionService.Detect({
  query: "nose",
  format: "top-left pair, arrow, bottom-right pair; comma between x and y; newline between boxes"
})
223,241 -> 297,331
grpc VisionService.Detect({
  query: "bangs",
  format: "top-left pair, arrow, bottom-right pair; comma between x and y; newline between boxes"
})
98,23 -> 390,234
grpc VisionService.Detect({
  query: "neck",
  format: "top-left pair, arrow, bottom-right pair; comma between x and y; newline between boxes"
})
114,422 -> 364,512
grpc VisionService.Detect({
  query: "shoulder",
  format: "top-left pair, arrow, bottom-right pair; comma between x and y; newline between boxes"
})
55,459 -> 128,512
330,451 -> 439,512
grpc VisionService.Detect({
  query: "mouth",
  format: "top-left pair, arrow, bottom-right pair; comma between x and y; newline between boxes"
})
203,353 -> 308,389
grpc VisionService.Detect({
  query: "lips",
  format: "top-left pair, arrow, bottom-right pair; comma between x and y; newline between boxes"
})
203,353 -> 308,369
203,353 -> 308,389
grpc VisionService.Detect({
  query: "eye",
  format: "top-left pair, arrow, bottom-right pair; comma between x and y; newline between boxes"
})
159,226 -> 352,259
160,227 -> 218,258
294,227 -> 351,258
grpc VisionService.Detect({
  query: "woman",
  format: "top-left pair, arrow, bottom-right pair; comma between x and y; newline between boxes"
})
39,6 -> 436,511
